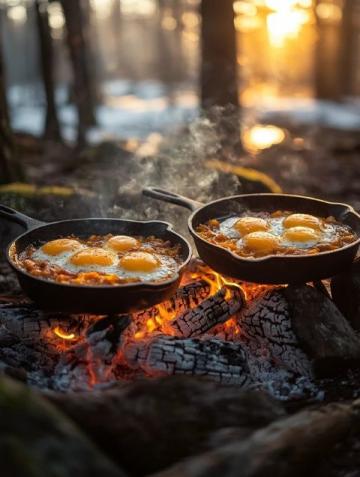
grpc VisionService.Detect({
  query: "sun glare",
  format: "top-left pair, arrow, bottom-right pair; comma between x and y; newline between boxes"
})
243,124 -> 286,152
7,5 -> 27,24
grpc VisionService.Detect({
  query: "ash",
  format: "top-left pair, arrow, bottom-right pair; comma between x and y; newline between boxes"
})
0,261 -> 321,401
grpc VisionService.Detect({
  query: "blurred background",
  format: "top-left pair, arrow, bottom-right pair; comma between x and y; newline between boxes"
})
1,0 -> 360,219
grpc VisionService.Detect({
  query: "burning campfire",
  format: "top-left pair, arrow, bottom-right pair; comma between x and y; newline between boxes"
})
0,258 -> 340,400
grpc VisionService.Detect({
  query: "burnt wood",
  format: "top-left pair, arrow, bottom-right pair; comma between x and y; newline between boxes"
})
282,284 -> 360,376
331,265 -> 360,330
169,286 -> 244,338
124,336 -> 252,387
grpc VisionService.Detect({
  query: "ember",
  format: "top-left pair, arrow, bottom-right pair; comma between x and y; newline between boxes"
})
0,259 -> 323,400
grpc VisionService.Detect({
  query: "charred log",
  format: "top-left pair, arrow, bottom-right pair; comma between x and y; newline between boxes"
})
237,290 -> 312,379
153,399 -> 360,477
48,376 -> 284,476
169,286 -> 244,338
124,336 -> 252,387
282,285 -> 360,376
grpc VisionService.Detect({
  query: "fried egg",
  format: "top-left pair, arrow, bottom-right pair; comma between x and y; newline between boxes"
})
234,217 -> 269,236
283,213 -> 321,230
282,226 -> 320,249
41,238 -> 83,256
106,235 -> 140,252
70,248 -> 115,266
33,239 -> 85,267
119,251 -> 159,272
33,240 -> 177,283
218,212 -> 338,254
118,251 -> 177,281
242,231 -> 279,254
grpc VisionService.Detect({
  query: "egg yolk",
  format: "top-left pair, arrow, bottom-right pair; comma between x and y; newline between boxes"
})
282,226 -> 320,243
120,251 -> 159,272
107,235 -> 140,252
283,213 -> 321,230
243,231 -> 279,254
234,217 -> 269,236
42,239 -> 82,256
70,248 -> 114,266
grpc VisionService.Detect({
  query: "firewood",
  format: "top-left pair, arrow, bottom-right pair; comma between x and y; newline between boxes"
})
282,285 -> 360,375
169,286 -> 244,338
152,399 -> 360,477
237,290 -> 312,378
331,267 -> 360,330
124,336 -> 252,386
47,376 -> 284,476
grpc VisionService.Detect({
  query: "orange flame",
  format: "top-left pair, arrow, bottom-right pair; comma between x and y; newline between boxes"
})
53,326 -> 77,341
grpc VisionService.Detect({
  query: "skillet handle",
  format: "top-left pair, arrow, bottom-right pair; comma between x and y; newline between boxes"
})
143,187 -> 203,212
0,204 -> 44,230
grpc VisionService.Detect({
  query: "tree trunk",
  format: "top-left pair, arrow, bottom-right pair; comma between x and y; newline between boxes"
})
200,0 -> 241,153
34,0 -> 62,142
81,0 -> 102,102
338,0 -> 356,97
111,0 -> 122,69
60,0 -> 97,146
200,0 -> 239,110
0,34 -> 24,184
314,0 -> 342,100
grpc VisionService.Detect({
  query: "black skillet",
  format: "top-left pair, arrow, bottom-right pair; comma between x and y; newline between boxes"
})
143,187 -> 360,284
0,204 -> 192,314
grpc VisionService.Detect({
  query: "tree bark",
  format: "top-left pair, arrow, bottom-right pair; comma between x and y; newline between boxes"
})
34,0 -> 62,142
314,0 -> 342,100
0,32 -> 24,184
200,0 -> 239,110
60,0 -> 97,146
199,0 -> 242,153
338,0 -> 356,97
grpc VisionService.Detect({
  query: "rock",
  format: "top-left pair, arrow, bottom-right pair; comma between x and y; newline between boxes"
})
151,399 -> 360,477
47,376 -> 284,476
0,376 -> 127,477
331,266 -> 360,331
282,285 -> 360,376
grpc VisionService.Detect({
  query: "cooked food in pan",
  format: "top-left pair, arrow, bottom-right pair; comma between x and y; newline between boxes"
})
14,234 -> 182,286
196,212 -> 357,258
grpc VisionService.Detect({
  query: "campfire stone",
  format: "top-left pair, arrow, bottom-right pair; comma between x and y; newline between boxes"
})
47,376 -> 284,476
0,376 -> 127,477
151,398 -> 360,477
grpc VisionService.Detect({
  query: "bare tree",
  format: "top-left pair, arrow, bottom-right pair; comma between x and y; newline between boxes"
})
35,0 -> 62,141
0,33 -> 23,184
200,0 -> 239,110
200,0 -> 241,151
314,0 -> 341,100
60,0 -> 97,145
338,0 -> 357,97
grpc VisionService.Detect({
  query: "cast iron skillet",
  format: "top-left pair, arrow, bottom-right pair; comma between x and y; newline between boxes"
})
143,187 -> 360,284
0,204 -> 192,314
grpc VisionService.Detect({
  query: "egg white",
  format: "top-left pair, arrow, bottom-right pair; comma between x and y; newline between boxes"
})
32,246 -> 178,282
219,214 -> 340,251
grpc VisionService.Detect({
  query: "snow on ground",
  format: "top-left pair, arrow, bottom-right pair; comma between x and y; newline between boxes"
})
8,79 -> 360,145
8,79 -> 198,143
